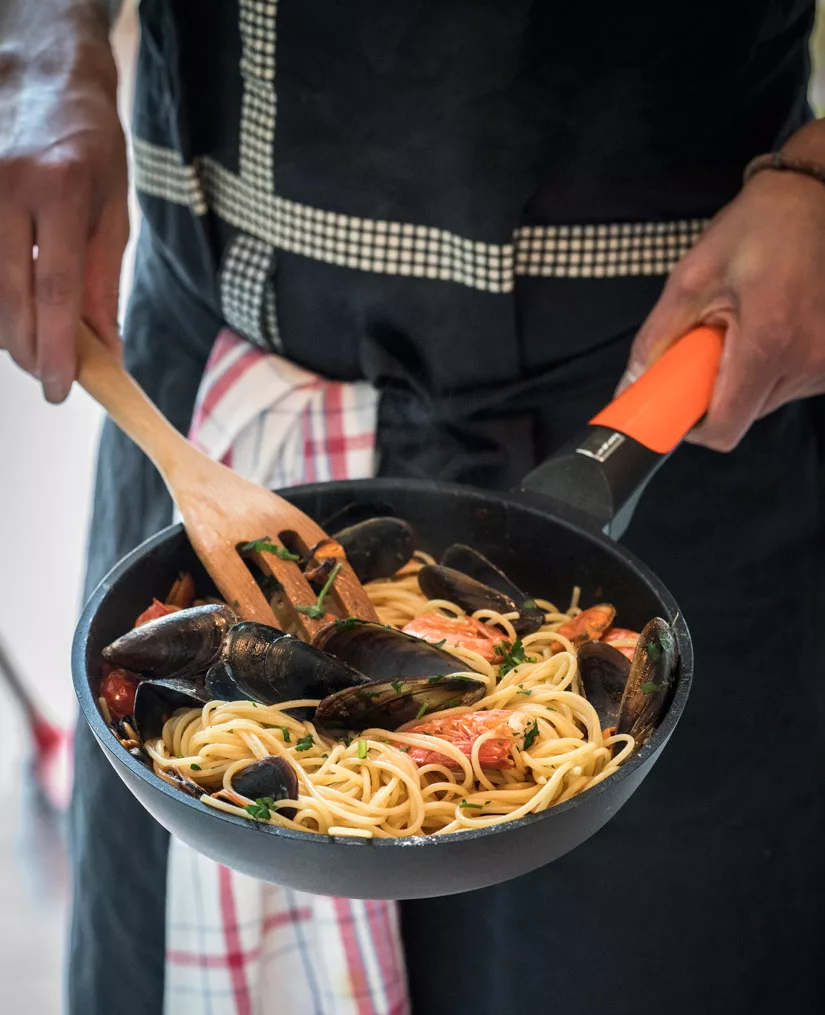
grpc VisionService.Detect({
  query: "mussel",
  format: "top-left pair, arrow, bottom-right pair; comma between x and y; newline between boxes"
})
103,604 -> 237,680
231,756 -> 298,819
305,516 -> 415,585
437,544 -> 545,635
312,619 -> 468,681
578,641 -> 631,729
220,622 -> 371,715
133,677 -> 211,744
314,675 -> 486,731
615,618 -> 678,746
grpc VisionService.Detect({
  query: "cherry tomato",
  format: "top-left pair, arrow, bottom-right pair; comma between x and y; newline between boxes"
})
100,668 -> 140,720
134,599 -> 178,628
402,612 -> 501,661
406,709 -> 526,769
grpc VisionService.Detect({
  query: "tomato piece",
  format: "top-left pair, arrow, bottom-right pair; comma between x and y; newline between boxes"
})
406,709 -> 528,770
101,668 -> 141,720
134,599 -> 178,628
402,612 -> 501,661
555,604 -> 615,646
602,627 -> 640,661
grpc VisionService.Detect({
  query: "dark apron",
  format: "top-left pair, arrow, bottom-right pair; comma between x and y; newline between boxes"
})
69,228 -> 825,1014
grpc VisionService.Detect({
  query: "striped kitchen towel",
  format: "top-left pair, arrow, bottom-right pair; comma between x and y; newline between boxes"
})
164,329 -> 408,1015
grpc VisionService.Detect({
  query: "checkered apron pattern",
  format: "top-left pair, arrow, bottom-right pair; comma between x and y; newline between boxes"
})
163,329 -> 409,1015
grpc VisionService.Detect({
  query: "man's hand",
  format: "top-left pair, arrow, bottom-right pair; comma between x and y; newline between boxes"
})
621,127 -> 825,452
0,2 -> 128,403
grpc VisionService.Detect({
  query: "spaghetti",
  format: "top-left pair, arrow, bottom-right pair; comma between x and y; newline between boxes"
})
142,557 -> 636,837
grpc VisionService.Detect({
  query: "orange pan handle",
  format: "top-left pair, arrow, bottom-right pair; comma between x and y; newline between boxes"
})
589,326 -> 724,454
519,326 -> 725,539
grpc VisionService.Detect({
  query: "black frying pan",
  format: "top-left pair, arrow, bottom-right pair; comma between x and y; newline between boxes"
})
71,327 -> 723,899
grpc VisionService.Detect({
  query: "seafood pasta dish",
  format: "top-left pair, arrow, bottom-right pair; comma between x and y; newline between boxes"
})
98,517 -> 677,838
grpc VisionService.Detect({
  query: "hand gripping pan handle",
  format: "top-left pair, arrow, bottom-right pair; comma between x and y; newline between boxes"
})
519,327 -> 724,539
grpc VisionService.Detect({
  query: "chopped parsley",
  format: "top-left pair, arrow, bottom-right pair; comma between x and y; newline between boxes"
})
646,640 -> 662,661
522,599 -> 537,611
342,735 -> 352,748
415,702 -> 429,720
321,753 -> 329,759
190,763 -> 201,771
523,720 -> 540,750
391,680 -> 404,694
245,796 -> 277,820
295,734 -> 315,752
398,745 -> 410,753
241,537 -> 301,560
428,674 -> 446,684
334,617 -> 359,632
276,726 -> 291,742
439,698 -> 462,710
496,638 -> 537,675
249,701 -> 258,708
357,739 -> 368,760
459,800 -> 483,810
296,561 -> 343,620
641,681 -> 664,695
356,689 -> 381,701
517,684 -> 532,696
432,638 -> 447,649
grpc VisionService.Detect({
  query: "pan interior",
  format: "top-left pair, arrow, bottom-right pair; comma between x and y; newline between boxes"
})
76,478 -> 691,850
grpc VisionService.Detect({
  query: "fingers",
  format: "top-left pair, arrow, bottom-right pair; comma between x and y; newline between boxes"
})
83,190 -> 130,358
0,208 -> 36,373
616,256 -> 719,396
685,318 -> 778,452
33,190 -> 91,403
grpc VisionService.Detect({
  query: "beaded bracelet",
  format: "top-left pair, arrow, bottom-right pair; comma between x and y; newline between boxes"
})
744,151 -> 825,186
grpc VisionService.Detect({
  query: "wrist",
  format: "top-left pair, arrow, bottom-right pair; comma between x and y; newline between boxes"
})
779,119 -> 825,163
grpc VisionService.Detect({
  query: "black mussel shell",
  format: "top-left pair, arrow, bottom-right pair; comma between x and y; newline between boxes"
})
312,620 -> 467,681
314,675 -> 486,731
133,678 -> 211,744
577,641 -> 631,729
333,517 -> 415,583
440,544 -> 545,635
222,622 -> 371,717
103,604 -> 238,680
321,500 -> 399,532
204,660 -> 245,701
231,756 -> 299,819
418,564 -> 516,622
615,618 -> 678,746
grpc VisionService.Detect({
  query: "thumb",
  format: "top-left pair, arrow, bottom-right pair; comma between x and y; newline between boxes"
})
82,195 -> 130,359
616,277 -> 704,396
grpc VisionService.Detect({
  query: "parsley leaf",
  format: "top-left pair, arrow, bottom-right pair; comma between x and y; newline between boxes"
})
245,796 -> 277,820
335,617 -> 359,632
415,702 -> 429,720
641,681 -> 664,695
517,684 -> 532,696
241,537 -> 300,560
295,734 -> 315,752
296,561 -> 343,620
428,674 -> 446,684
432,638 -> 447,649
459,800 -> 483,810
277,726 -> 291,742
391,680 -> 404,694
523,720 -> 540,750
646,640 -> 662,661
495,638 -> 537,676
357,739 -> 368,760
190,763 -> 201,771
342,735 -> 352,749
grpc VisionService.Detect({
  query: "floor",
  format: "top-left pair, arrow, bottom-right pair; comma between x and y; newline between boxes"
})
1,5 -> 824,1012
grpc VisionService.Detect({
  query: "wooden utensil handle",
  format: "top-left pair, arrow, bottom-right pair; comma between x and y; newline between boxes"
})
76,322 -> 194,478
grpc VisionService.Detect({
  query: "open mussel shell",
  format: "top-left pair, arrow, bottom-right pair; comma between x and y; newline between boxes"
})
222,622 -> 371,716
440,544 -> 545,635
133,678 -> 211,744
231,756 -> 299,819
314,675 -> 486,731
615,618 -> 678,746
333,517 -> 415,583
103,604 -> 237,680
204,661 -> 244,701
321,500 -> 399,532
578,641 -> 631,729
312,620 -> 468,681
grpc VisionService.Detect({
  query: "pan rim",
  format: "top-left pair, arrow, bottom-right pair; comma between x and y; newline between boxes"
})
72,477 -> 693,851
